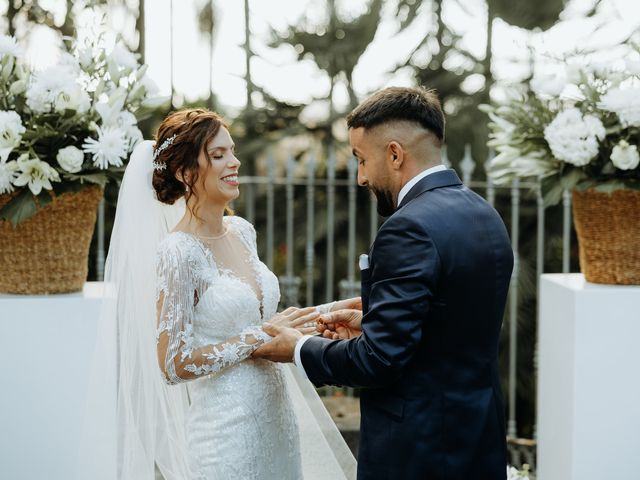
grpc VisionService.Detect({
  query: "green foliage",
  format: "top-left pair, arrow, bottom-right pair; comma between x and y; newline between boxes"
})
490,0 -> 565,31
0,189 -> 39,226
269,0 -> 383,110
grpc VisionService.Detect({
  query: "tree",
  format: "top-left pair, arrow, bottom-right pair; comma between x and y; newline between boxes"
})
196,0 -> 216,109
269,0 -> 384,147
4,0 -> 107,39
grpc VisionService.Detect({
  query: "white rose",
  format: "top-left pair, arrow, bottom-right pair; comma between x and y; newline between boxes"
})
544,108 -> 605,167
56,146 -> 85,173
610,140 -> 640,170
0,110 -> 26,161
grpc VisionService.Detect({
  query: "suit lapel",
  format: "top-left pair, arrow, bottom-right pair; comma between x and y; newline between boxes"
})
397,169 -> 462,209
366,170 -> 462,276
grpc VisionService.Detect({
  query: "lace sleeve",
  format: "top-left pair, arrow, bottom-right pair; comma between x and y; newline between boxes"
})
155,238 -> 272,385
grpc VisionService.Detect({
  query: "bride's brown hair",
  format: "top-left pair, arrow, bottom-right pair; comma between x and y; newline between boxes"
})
152,108 -> 233,218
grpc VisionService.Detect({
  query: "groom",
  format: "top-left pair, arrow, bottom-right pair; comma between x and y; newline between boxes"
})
255,86 -> 514,480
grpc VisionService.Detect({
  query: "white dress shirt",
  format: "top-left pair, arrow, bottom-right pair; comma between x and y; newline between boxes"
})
294,163 -> 448,378
397,164 -> 447,206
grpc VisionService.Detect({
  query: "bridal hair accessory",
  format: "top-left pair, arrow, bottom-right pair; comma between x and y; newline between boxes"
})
152,161 -> 167,171
152,134 -> 177,170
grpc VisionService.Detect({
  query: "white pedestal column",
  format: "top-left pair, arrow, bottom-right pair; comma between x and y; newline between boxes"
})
538,274 -> 640,480
0,283 -> 116,480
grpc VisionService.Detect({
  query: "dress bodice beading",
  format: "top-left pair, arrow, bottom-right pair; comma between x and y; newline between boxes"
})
155,215 -> 280,383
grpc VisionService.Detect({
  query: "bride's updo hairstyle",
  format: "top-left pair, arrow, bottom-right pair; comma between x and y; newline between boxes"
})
152,109 -> 229,214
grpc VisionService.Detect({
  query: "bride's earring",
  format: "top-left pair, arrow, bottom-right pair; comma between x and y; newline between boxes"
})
185,185 -> 189,193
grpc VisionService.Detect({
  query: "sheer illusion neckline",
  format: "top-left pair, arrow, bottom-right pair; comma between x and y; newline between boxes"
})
172,224 -> 266,319
190,227 -> 229,240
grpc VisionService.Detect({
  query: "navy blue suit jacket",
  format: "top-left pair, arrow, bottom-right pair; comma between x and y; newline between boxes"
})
300,169 -> 513,479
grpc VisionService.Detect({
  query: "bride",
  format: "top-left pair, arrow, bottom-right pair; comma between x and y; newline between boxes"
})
79,108 -> 357,479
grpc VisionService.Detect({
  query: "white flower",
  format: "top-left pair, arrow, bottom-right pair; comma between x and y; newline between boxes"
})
626,58 -> 640,76
56,146 -> 85,173
0,160 -> 19,194
115,111 -> 143,150
107,44 -> 138,82
82,126 -> 128,169
13,154 -> 60,195
0,34 -> 20,58
544,108 -> 605,166
610,140 -> 640,170
54,87 -> 91,113
109,44 -> 138,70
0,110 -> 26,161
140,74 -> 159,96
565,61 -> 584,84
57,52 -> 82,76
598,87 -> 640,127
26,65 -> 90,114
94,90 -> 127,126
531,72 -> 566,98
94,98 -> 142,151
9,79 -> 27,95
506,465 -> 529,480
76,47 -> 94,69
141,95 -> 171,109
587,59 -> 610,77
489,146 -> 558,182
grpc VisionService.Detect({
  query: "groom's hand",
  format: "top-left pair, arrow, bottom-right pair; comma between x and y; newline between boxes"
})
317,309 -> 363,340
252,323 -> 302,363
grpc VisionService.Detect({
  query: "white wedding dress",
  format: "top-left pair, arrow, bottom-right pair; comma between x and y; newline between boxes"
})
76,141 -> 356,480
156,216 -> 302,479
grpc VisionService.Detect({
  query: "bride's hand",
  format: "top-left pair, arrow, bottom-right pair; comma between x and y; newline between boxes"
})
264,306 -> 319,335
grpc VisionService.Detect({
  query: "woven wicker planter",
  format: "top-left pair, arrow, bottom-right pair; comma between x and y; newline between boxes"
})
572,189 -> 640,285
0,186 -> 104,294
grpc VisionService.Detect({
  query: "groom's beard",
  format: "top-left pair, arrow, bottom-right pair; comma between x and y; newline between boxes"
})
371,186 -> 396,217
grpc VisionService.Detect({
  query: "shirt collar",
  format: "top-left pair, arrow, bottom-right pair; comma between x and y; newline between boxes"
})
397,164 -> 447,207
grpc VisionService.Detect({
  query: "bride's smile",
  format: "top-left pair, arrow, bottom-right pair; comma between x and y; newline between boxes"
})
198,126 -> 241,205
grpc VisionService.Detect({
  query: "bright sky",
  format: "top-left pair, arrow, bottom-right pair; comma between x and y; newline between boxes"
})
19,0 -> 640,115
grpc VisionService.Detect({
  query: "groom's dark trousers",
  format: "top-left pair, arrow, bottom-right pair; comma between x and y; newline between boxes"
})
300,169 -> 513,480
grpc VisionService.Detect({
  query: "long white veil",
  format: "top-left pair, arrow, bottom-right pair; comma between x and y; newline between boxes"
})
76,140 -> 190,479
77,140 -> 356,479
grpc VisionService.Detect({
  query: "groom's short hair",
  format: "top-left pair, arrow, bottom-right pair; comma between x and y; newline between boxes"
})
346,86 -> 445,145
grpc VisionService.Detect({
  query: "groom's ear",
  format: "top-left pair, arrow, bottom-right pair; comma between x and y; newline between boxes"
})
387,141 -> 404,170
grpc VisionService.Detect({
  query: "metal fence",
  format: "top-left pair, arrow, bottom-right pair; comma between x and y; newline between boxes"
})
95,145 -> 575,472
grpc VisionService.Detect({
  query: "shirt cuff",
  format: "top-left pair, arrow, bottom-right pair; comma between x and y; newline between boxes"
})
294,335 -> 313,379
